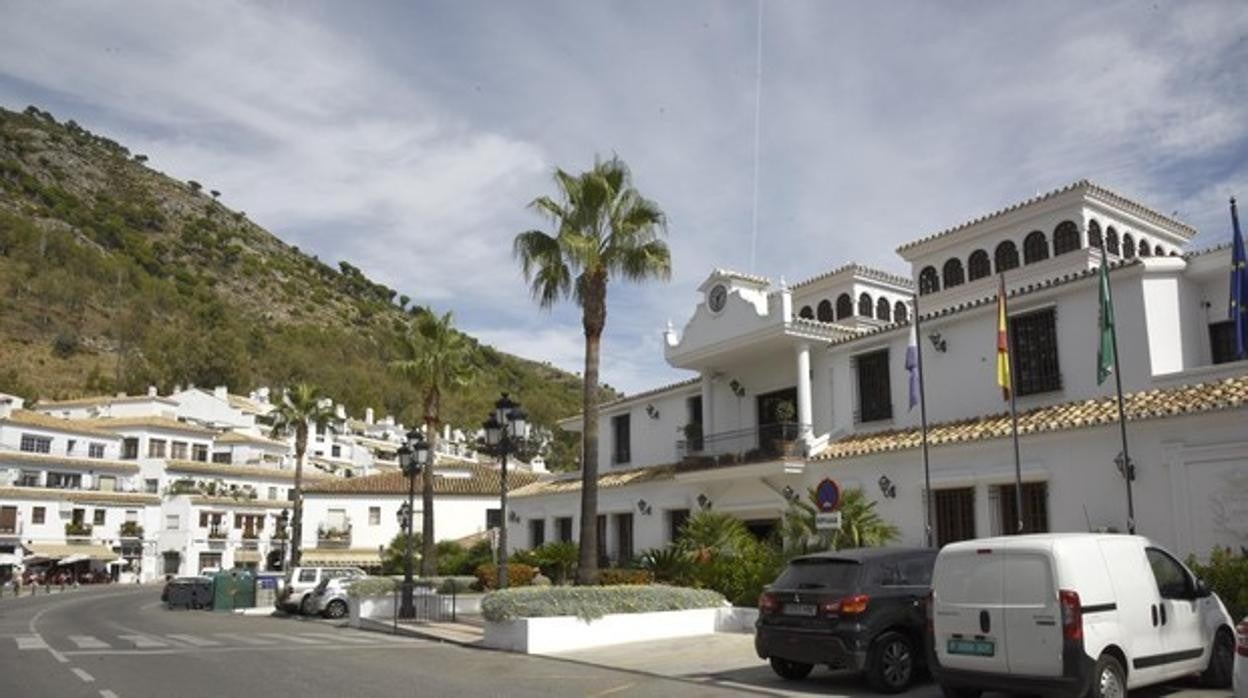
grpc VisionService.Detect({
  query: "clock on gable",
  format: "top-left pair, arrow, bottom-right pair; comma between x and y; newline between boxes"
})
708,284 -> 728,313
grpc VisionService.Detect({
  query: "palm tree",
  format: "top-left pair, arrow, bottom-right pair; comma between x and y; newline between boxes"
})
514,156 -> 669,584
390,307 -> 475,576
269,384 -> 338,568
781,488 -> 900,556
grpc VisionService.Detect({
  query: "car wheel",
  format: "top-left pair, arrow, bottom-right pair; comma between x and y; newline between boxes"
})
1199,629 -> 1234,688
299,595 -> 315,615
938,685 -> 981,698
1091,653 -> 1126,698
769,657 -> 814,680
867,631 -> 915,693
324,599 -> 348,620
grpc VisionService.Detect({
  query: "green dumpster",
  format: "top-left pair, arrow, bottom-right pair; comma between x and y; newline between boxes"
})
212,569 -> 257,612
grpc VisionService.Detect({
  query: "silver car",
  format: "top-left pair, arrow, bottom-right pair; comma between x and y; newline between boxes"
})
1235,617 -> 1247,698
309,574 -> 365,619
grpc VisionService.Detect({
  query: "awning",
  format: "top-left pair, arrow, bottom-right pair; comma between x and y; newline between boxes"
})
300,548 -> 381,568
22,543 -> 116,563
233,550 -> 261,563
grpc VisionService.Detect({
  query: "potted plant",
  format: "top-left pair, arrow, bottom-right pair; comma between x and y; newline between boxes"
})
771,401 -> 799,456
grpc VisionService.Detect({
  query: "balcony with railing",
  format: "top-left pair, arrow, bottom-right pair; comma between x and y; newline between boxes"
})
675,422 -> 807,479
316,522 -> 352,548
64,521 -> 94,538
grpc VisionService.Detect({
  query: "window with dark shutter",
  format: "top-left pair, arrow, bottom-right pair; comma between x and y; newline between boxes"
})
855,349 -> 893,422
1010,308 -> 1062,396
935,488 -> 976,546
529,519 -> 546,548
996,482 -> 1049,534
1210,321 -> 1239,365
612,414 -> 631,465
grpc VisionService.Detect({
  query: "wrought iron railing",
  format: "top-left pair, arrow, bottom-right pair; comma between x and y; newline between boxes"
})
676,422 -> 807,462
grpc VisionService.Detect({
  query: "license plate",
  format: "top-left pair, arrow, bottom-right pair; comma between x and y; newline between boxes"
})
948,639 -> 995,656
784,603 -> 817,617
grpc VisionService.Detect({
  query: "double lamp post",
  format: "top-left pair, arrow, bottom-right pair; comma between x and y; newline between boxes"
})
391,392 -> 527,619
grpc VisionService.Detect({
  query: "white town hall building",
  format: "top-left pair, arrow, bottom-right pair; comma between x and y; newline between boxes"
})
507,180 -> 1248,564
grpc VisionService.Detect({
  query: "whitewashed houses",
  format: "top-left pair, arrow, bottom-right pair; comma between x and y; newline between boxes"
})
508,180 -> 1248,563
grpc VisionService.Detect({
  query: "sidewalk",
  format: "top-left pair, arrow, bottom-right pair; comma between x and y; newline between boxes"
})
357,613 -> 485,647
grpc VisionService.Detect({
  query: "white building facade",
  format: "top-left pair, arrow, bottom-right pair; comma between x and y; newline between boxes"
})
509,180 -> 1248,563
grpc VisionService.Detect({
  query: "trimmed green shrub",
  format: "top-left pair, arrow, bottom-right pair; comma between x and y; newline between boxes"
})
475,563 -> 538,590
532,541 -> 579,585
1187,546 -> 1248,620
347,577 -> 397,599
418,576 -> 477,594
481,584 -> 725,622
639,547 -> 694,583
598,568 -> 654,586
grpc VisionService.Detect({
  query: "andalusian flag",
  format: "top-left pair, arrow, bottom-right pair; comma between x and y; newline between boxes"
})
1097,243 -> 1116,385
996,276 -> 1011,400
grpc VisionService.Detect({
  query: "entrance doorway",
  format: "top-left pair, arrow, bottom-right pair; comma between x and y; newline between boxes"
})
755,387 -> 798,456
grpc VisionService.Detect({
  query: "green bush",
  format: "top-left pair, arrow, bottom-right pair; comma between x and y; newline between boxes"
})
436,540 -> 496,576
481,584 -> 725,622
474,563 -> 538,590
532,542 -> 580,585
1187,546 -> 1248,620
639,547 -> 694,583
598,568 -> 654,586
418,576 -> 477,594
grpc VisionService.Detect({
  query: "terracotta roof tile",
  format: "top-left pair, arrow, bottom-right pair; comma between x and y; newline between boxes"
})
0,451 -> 139,473
792,262 -> 914,291
2,410 -> 122,438
813,374 -> 1248,460
36,394 -> 178,408
511,464 -> 676,498
216,431 -> 288,448
85,416 -> 217,435
164,459 -> 323,481
0,486 -> 159,506
305,464 -> 539,496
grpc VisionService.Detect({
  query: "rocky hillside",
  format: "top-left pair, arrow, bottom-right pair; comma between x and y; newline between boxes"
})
0,105 -> 605,468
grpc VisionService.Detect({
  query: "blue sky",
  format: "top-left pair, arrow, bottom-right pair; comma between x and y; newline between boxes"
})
2,1 -> 1246,394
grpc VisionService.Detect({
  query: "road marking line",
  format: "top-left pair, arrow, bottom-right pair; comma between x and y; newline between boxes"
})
590,684 -> 635,697
118,634 -> 168,648
166,634 -> 222,647
71,667 -> 95,683
69,635 -> 111,649
214,634 -> 275,645
256,633 -> 328,645
297,632 -> 375,644
100,690 -> 119,698
16,635 -> 48,650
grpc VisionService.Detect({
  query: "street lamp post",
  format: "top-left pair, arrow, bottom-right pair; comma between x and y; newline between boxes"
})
396,428 -> 429,620
482,393 -> 529,590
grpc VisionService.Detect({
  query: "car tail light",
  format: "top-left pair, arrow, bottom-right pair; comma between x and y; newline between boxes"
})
839,594 -> 870,616
818,598 -> 840,616
758,592 -> 780,615
1236,620 -> 1248,658
1059,589 -> 1082,642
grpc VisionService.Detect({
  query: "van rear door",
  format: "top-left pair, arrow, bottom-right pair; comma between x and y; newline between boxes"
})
1003,548 -> 1061,676
933,546 -> 1008,673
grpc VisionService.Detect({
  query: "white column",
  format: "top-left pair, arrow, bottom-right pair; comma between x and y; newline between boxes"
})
796,342 -> 813,442
700,372 -> 715,438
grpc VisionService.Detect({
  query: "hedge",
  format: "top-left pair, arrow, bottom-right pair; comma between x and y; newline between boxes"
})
475,563 -> 538,590
481,584 -> 726,622
346,575 -> 478,598
598,568 -> 654,585
347,577 -> 397,599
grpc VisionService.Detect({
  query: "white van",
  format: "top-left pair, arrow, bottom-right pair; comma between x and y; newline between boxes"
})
930,533 -> 1235,698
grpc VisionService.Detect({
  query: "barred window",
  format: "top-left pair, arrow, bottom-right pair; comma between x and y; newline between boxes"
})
1010,308 -> 1061,396
88,443 -> 105,459
919,267 -> 940,295
817,299 -> 834,322
935,488 -> 976,546
894,302 -> 908,324
996,482 -> 1049,534
942,258 -> 964,288
1122,233 -> 1135,259
995,241 -> 1020,273
1053,221 -> 1081,256
836,293 -> 854,319
968,250 -> 991,281
20,434 -> 51,453
1087,220 -> 1102,250
858,293 -> 874,318
855,349 -> 893,423
798,305 -> 814,320
876,298 -> 891,322
1023,231 -> 1049,264
1106,227 -> 1120,255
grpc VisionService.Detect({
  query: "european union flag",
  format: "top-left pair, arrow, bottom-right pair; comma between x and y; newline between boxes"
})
1231,197 -> 1248,360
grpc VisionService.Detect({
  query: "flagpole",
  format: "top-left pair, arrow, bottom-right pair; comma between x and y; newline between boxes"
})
912,294 -> 934,547
1102,250 -> 1136,534
1000,274 -> 1024,534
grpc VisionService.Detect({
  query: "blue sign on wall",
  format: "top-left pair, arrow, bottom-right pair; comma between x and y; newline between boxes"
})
815,478 -> 840,513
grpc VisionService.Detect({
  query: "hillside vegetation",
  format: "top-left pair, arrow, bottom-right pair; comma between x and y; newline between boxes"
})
0,105 -> 609,468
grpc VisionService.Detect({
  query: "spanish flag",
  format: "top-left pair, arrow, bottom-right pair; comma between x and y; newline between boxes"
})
996,276 -> 1011,401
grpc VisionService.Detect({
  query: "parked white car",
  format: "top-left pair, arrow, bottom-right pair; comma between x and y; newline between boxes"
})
280,567 -> 368,615
1235,617 -> 1247,698
930,533 -> 1235,698
309,575 -> 366,619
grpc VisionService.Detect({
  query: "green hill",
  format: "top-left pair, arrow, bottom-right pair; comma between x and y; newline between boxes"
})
0,105 -> 607,469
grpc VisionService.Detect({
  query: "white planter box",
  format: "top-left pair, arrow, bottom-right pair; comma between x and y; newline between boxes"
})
349,593 -> 483,627
484,607 -> 721,654
716,606 -> 759,633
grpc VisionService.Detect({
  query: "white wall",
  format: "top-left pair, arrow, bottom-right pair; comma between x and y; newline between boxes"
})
300,494 -> 500,551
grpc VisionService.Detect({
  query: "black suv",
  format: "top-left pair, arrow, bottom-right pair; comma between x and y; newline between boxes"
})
755,547 -> 937,693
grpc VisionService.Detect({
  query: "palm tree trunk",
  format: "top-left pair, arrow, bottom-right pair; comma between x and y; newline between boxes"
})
576,274 -> 606,585
290,428 -> 306,568
420,417 -> 438,577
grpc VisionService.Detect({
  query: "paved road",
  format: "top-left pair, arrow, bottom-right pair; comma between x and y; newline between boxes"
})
0,586 -> 743,698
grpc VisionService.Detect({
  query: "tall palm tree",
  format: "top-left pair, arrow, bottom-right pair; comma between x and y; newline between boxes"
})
514,156 -> 670,584
390,307 -> 475,576
269,384 -> 338,568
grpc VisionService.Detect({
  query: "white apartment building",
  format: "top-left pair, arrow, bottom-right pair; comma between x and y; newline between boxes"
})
299,463 -> 539,569
508,180 -> 1248,564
